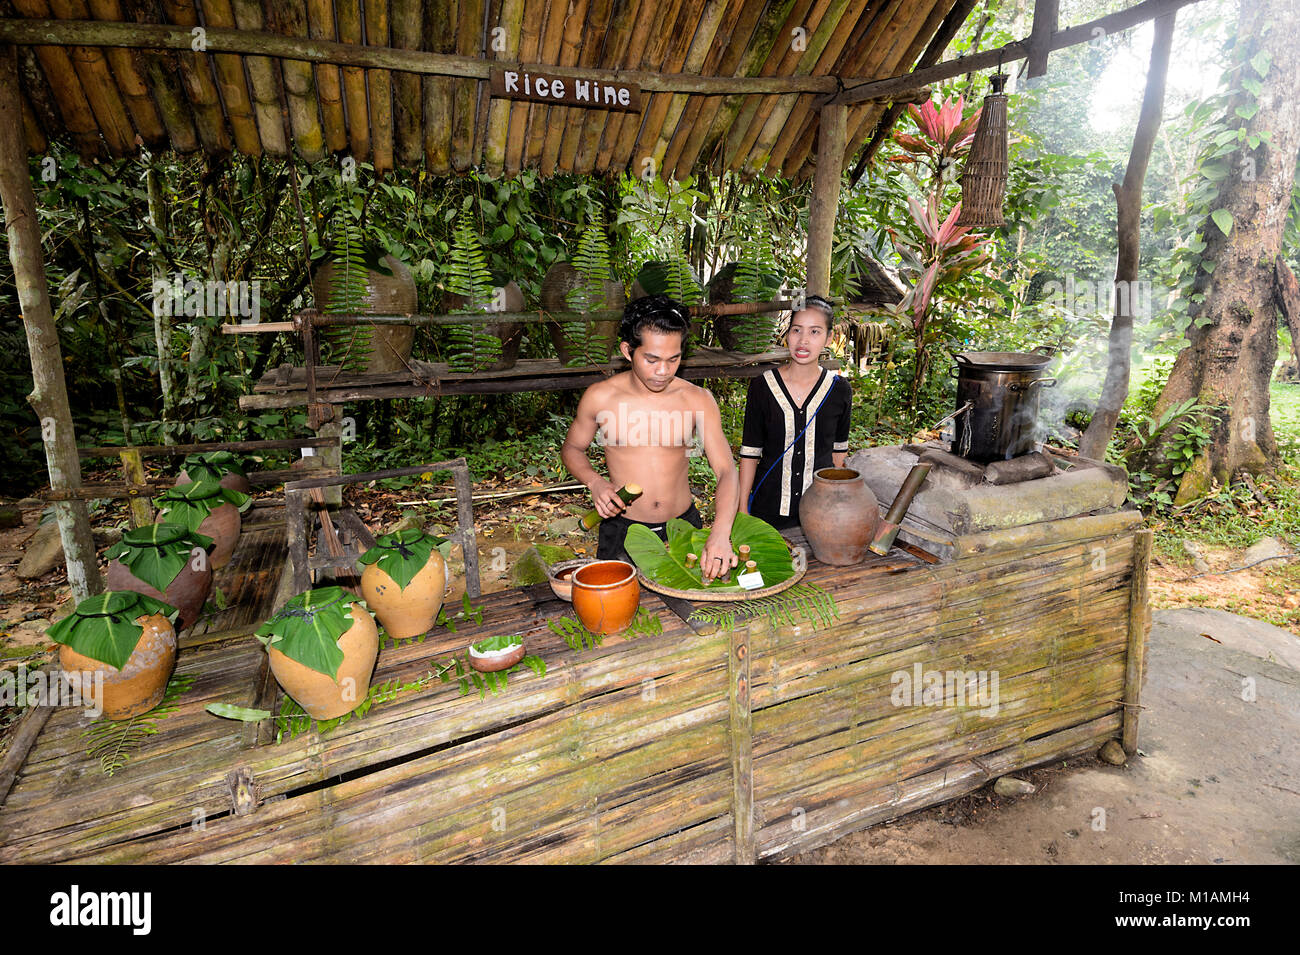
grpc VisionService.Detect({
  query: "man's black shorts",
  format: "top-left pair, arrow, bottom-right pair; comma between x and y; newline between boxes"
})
596,502 -> 704,562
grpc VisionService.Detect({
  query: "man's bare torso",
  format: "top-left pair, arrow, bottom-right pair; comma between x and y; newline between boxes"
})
587,372 -> 705,522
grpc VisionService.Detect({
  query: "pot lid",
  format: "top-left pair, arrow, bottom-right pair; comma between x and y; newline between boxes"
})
160,479 -> 225,502
954,351 -> 1053,371
121,522 -> 190,548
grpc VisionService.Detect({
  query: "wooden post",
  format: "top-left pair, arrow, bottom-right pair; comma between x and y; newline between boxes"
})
805,104 -> 846,299
118,449 -> 154,528
452,460 -> 481,599
1122,528 -> 1153,754
0,46 -> 101,600
1027,0 -> 1059,78
730,616 -> 758,864
314,409 -> 343,507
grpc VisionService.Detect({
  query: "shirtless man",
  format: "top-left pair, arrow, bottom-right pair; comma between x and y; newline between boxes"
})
562,295 -> 740,582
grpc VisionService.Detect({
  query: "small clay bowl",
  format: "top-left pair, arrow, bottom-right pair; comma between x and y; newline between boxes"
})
468,639 -> 525,673
547,558 -> 593,602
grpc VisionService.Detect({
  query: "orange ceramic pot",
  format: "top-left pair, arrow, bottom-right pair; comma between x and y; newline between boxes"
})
798,467 -> 880,566
268,603 -> 378,720
59,612 -> 177,720
361,551 -> 447,639
571,560 -> 640,635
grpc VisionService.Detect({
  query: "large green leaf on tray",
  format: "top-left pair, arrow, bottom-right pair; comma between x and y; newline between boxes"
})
624,512 -> 795,594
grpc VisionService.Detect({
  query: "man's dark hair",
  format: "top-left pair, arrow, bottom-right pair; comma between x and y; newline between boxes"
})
620,294 -> 690,351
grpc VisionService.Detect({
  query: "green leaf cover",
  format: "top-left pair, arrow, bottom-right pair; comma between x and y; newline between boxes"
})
181,450 -> 246,483
154,480 -> 251,533
623,512 -> 796,594
255,586 -> 362,680
357,528 -> 449,590
47,591 -> 180,670
105,523 -> 214,593
471,632 -> 524,653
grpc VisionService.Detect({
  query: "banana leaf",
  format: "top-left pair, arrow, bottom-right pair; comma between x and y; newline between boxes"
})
357,528 -> 450,590
105,523 -> 213,592
624,512 -> 795,594
47,591 -> 179,670
255,587 -> 359,680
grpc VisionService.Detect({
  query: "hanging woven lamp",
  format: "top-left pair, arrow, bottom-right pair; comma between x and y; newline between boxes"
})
957,72 -> 1009,228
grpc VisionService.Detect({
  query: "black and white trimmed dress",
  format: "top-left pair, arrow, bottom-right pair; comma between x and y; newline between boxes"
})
739,367 -> 852,530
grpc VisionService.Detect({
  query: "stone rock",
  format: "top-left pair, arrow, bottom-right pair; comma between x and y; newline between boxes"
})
0,504 -> 22,529
509,546 -> 551,588
1242,536 -> 1292,567
17,522 -> 63,579
93,526 -> 123,547
1182,539 -> 1210,573
1099,740 -> 1128,766
545,516 -> 581,537
993,776 -> 1037,797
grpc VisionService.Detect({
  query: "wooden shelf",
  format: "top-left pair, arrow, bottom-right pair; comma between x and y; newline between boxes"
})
239,347 -> 830,410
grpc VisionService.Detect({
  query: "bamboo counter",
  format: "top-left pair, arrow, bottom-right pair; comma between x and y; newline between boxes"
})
0,510 -> 1151,864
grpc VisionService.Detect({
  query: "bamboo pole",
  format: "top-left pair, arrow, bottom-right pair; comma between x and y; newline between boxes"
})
8,8 -> 102,155
336,0 -> 369,161
721,0 -> 811,171
270,0 -> 327,162
0,46 -> 101,600
591,0 -> 659,173
804,104 -> 845,298
450,0 -> 482,172
625,0 -> 703,177
569,0 -> 635,172
305,0 -> 347,153
84,0 -> 165,146
482,0 -> 522,175
604,0 -> 685,173
228,0 -> 286,155
551,0 -> 609,176
118,448 -> 153,527
731,616 -> 757,864
538,0 -> 594,176
422,0 -> 453,173
525,0 -> 568,171
389,0 -> 422,164
643,0 -> 729,178
157,0 -> 230,154
184,0 -> 259,156
21,91 -> 43,151
364,0 -> 393,173
1122,529 -> 1152,754
41,0 -> 134,154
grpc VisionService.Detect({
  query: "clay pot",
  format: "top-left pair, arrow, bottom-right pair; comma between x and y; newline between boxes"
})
632,262 -> 703,356
468,640 -> 525,673
311,255 -> 418,375
571,560 -> 640,635
106,527 -> 213,631
542,261 -> 625,365
546,558 -> 592,602
361,550 -> 447,639
197,500 -> 242,570
268,602 -> 379,721
799,467 -> 881,566
59,612 -> 177,720
443,281 -> 526,371
707,262 -> 785,353
176,468 -> 252,495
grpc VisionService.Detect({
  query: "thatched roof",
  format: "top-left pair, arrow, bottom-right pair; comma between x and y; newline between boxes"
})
0,0 -> 974,181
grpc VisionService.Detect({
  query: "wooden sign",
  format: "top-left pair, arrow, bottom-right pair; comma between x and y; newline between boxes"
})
489,68 -> 641,112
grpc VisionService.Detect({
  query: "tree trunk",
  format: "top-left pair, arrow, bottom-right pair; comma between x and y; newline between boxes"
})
1276,258 -> 1300,369
1151,0 -> 1300,503
0,46 -> 102,600
146,158 -> 176,442
1078,13 -> 1175,461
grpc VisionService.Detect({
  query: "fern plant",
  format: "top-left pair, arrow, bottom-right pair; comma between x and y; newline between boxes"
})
83,674 -> 195,776
446,207 -> 505,372
729,229 -> 784,353
320,217 -> 375,374
686,583 -> 839,634
561,215 -> 616,366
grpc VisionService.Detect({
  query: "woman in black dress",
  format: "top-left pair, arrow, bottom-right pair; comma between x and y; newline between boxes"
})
736,295 -> 852,531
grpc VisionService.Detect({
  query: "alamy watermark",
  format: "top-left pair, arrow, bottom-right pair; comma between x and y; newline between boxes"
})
1,665 -> 104,719
151,272 -> 261,324
1038,276 -> 1152,321
890,663 -> 1000,717
595,403 -> 707,452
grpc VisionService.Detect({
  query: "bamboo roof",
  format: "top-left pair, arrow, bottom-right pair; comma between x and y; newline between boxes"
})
0,0 -> 973,181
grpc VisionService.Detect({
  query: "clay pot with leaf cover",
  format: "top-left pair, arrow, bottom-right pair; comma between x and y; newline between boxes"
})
256,587 -> 379,721
358,528 -> 451,639
105,523 -> 214,630
48,591 -> 180,720
176,450 -> 252,494
154,480 -> 251,569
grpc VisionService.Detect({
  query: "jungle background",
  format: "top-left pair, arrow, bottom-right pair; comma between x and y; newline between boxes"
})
3,0 -> 1299,640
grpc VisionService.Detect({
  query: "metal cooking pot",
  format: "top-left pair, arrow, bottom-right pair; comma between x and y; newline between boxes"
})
951,349 -> 1057,463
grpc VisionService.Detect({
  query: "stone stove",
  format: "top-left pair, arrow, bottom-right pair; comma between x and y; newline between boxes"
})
847,443 -> 1131,562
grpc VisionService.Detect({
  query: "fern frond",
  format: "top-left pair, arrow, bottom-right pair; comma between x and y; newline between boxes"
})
83,674 -> 195,776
